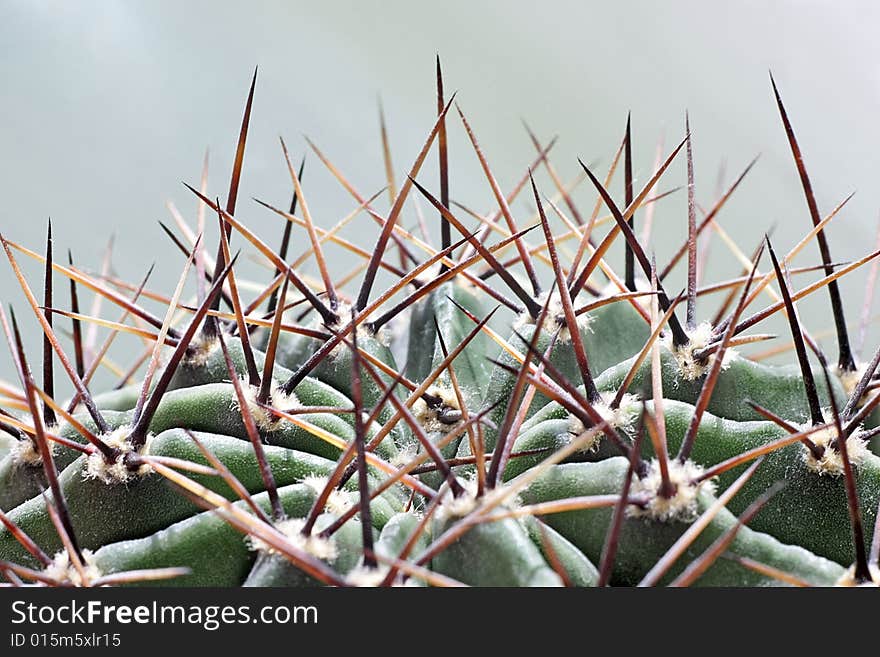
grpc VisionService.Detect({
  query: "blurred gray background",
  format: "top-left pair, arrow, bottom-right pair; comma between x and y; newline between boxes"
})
2,0 -> 879,390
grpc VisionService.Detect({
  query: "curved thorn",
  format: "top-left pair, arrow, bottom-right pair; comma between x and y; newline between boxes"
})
10,308 -> 82,560
677,242 -> 763,462
42,220 -> 56,427
624,112 -> 635,291
355,94 -> 456,312
531,172 -> 599,402
216,329 -> 283,521
685,115 -> 697,330
597,409 -> 644,586
266,154 -> 305,317
457,103 -> 541,297
766,237 -> 824,426
409,175 -> 542,318
129,255 -> 237,449
816,356 -> 871,582
1,237 -> 109,434
578,157 -> 689,347
771,72 -> 855,372
437,56 -> 451,263
280,137 -> 337,309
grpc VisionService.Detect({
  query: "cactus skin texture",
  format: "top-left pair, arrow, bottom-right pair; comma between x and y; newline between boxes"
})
2,64 -> 880,589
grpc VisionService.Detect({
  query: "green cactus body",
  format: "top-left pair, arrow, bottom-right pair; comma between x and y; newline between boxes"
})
243,514 -> 371,587
430,512 -> 565,587
0,410 -> 131,511
520,515 -> 599,587
480,301 -> 652,450
0,430 -> 397,569
503,398 -> 880,565
376,511 -> 429,563
3,66 -> 879,588
482,323 -> 592,452
596,348 -> 846,424
92,384 -> 142,412
649,400 -> 880,566
405,281 -> 491,406
582,298 -> 653,374
93,484 -> 318,587
519,458 -> 846,586
252,321 -> 414,450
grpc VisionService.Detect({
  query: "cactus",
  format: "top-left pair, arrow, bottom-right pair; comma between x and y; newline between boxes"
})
2,63 -> 880,588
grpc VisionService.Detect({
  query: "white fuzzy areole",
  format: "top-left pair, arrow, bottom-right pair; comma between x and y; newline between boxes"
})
346,563 -> 392,587
235,377 -> 300,432
837,365 -> 865,397
515,290 -> 595,344
10,431 -> 57,467
568,392 -> 640,453
412,383 -> 462,434
435,477 -> 481,522
566,414 -> 602,453
302,476 -> 355,517
44,549 -> 101,587
837,363 -> 872,411
249,517 -> 337,560
182,334 -> 218,368
390,444 -> 419,468
627,458 -> 715,522
662,322 -> 736,381
84,426 -> 151,484
323,301 -> 390,358
801,425 -> 869,476
836,563 -> 880,587
373,325 -> 391,348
